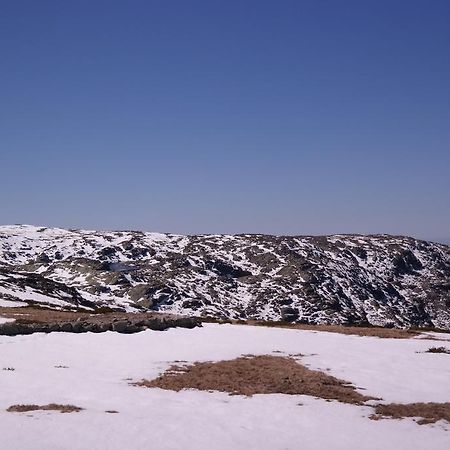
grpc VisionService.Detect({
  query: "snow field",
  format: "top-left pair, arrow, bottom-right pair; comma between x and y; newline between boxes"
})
0,323 -> 449,449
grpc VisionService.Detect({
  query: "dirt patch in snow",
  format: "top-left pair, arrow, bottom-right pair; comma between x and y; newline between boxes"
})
7,403 -> 83,413
136,355 -> 376,405
371,402 -> 450,425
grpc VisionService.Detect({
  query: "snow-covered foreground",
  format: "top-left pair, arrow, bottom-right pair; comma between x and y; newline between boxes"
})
0,323 -> 449,450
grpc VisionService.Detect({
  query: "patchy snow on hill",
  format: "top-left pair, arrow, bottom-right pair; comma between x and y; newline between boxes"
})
1,225 -> 450,329
0,324 -> 449,449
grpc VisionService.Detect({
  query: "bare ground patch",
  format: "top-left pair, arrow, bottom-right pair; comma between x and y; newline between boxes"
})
135,355 -> 376,405
7,403 -> 83,413
424,346 -> 450,354
3,307 -> 447,338
0,306 -> 190,325
242,321 -> 421,339
371,402 -> 450,425
202,318 -> 423,339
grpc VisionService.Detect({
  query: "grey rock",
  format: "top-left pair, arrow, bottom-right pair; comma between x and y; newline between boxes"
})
60,323 -> 73,332
111,320 -> 129,333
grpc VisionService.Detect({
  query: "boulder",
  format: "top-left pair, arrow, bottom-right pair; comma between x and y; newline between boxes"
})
280,307 -> 299,322
111,320 -> 129,333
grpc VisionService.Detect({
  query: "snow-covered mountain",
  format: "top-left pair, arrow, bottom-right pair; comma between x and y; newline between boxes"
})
0,225 -> 449,329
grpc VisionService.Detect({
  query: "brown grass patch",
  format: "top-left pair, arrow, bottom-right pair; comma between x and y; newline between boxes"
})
136,355 -> 376,405
202,317 -> 422,339
244,320 -> 420,339
0,306 -> 174,325
371,402 -> 450,425
7,403 -> 83,413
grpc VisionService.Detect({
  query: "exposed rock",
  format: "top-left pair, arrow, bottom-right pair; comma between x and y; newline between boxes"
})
205,260 -> 252,278
280,307 -> 300,322
111,320 -> 129,333
128,284 -> 156,303
0,225 -> 449,329
0,312 -> 201,336
393,250 -> 424,276
182,299 -> 203,310
60,323 -> 73,332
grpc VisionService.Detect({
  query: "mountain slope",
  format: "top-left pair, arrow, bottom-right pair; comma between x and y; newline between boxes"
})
0,225 -> 449,329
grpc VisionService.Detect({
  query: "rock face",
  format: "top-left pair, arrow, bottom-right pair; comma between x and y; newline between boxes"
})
0,314 -> 201,336
0,225 -> 449,329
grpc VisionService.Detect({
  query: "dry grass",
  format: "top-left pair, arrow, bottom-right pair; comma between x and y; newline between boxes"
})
7,403 -> 83,413
371,402 -> 450,425
202,317 -> 422,339
0,306 -> 180,325
2,307 -> 446,339
136,355 -> 376,405
243,320 -> 420,339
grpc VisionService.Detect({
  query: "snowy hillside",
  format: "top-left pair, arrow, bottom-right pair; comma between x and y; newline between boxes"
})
0,225 -> 450,329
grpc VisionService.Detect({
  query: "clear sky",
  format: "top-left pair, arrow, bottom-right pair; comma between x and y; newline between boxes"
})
1,0 -> 449,241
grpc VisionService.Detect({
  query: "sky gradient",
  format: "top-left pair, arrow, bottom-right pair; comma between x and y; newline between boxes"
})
1,0 -> 449,241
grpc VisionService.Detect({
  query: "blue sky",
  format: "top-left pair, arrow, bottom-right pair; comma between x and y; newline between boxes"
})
1,0 -> 449,240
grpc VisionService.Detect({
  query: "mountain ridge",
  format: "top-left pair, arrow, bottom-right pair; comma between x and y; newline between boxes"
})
8,223 -> 448,242
0,224 -> 449,330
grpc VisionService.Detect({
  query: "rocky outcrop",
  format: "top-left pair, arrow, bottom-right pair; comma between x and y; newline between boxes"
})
0,225 -> 449,329
0,314 -> 201,336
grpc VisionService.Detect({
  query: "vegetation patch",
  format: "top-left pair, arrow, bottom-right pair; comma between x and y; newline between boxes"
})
7,403 -> 83,413
202,317 -> 420,339
371,402 -> 450,425
0,306 -> 184,324
250,321 -> 420,339
135,355 -> 376,405
425,346 -> 450,354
